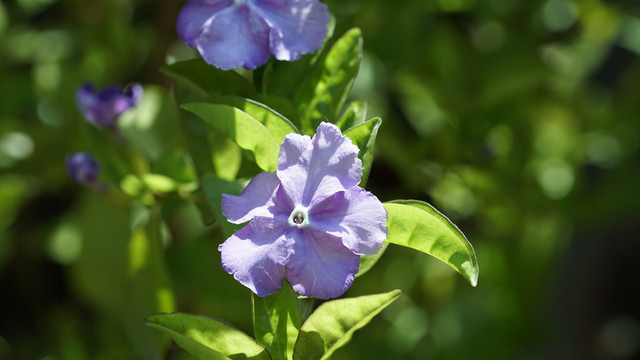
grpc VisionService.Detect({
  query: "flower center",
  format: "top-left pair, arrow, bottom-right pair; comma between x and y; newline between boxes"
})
288,206 -> 310,228
233,0 -> 246,5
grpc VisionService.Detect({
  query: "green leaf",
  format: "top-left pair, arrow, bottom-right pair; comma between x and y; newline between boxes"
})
343,117 -> 382,187
356,242 -> 389,279
384,200 -> 479,286
336,102 -> 367,131
200,173 -> 246,237
182,103 -> 280,172
252,281 -> 302,360
126,205 -> 175,358
255,94 -> 299,126
118,85 -> 181,161
152,149 -> 197,185
263,16 -> 336,101
161,59 -> 254,98
209,127 -> 242,181
145,313 -> 271,360
178,107 -> 216,178
205,96 -> 299,143
141,174 -> 178,193
295,28 -> 363,134
293,290 -> 401,360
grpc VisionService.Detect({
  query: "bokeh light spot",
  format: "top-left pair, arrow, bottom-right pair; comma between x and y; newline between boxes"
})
48,222 -> 83,265
600,315 -> 640,359
542,0 -> 577,32
536,159 -> 575,199
583,131 -> 622,168
0,132 -> 34,161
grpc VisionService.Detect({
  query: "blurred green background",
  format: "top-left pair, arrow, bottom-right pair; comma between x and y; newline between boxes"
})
1,0 -> 639,359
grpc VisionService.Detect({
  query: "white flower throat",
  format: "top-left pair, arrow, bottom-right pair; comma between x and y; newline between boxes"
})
288,206 -> 310,228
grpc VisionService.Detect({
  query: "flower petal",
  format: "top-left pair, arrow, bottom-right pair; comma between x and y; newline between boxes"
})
277,122 -> 362,207
310,187 -> 387,256
250,0 -> 330,61
176,0 -> 232,47
195,5 -> 271,70
219,216 -> 294,297
222,172 -> 287,224
285,228 -> 360,299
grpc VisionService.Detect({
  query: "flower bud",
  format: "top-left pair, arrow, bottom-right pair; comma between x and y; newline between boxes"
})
76,82 -> 143,128
65,152 -> 101,189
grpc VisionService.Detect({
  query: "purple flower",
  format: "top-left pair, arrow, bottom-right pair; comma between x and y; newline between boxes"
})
177,0 -> 330,70
66,152 -> 102,190
76,82 -> 143,128
220,123 -> 388,299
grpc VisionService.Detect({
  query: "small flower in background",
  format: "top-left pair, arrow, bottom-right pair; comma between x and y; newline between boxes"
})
65,152 -> 103,191
220,123 -> 388,299
76,82 -> 143,129
177,0 -> 330,70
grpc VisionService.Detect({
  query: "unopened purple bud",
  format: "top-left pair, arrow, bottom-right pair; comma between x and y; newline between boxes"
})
76,82 -> 143,128
66,152 -> 101,189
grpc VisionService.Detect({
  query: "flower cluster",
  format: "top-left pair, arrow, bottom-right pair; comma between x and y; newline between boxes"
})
220,123 -> 388,299
177,0 -> 330,70
76,82 -> 143,129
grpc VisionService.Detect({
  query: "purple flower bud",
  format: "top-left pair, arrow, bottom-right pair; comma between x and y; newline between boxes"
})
177,0 -> 330,70
65,152 -> 101,189
76,82 -> 143,128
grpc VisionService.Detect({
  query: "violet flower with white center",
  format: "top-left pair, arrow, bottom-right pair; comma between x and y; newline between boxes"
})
76,82 -> 143,129
176,0 -> 330,70
220,123 -> 388,299
66,152 -> 103,190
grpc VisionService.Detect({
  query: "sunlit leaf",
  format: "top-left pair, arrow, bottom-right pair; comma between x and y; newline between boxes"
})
182,103 -> 280,172
145,312 -> 271,360
384,200 -> 479,286
343,117 -> 382,187
209,128 -> 242,181
204,96 -> 299,143
336,102 -> 367,131
293,290 -> 401,360
252,281 -> 301,360
161,59 -> 254,98
255,94 -> 299,126
295,28 -> 363,134
263,16 -> 336,101
141,174 -> 178,193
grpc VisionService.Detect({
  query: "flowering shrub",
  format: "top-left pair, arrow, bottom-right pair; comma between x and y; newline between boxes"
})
62,0 -> 478,358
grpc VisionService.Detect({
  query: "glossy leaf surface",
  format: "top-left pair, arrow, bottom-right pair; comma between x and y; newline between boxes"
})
145,313 -> 271,360
384,200 -> 479,286
293,290 -> 401,360
295,28 -> 363,134
343,117 -> 382,187
182,103 -> 280,172
252,281 -> 301,360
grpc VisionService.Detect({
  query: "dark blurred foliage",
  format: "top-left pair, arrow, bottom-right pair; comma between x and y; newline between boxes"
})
1,0 -> 639,359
